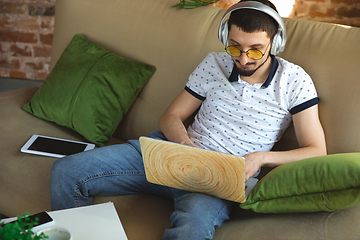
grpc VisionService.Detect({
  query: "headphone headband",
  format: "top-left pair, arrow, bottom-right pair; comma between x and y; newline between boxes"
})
218,1 -> 287,55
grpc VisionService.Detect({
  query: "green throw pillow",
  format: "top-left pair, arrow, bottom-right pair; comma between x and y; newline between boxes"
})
22,34 -> 156,147
241,153 -> 360,213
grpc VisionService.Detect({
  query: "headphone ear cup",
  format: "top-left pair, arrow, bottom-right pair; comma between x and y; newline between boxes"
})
270,30 -> 281,55
220,21 -> 229,46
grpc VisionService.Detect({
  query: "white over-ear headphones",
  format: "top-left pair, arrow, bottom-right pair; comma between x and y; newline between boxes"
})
218,1 -> 287,55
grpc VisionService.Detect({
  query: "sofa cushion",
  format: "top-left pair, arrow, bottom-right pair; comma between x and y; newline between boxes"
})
241,153 -> 360,213
22,34 -> 156,147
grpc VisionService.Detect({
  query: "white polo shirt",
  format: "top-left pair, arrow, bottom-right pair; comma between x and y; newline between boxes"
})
185,52 -> 318,156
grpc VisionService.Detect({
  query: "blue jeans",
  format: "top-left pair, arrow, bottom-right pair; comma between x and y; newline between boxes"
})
51,131 -> 237,240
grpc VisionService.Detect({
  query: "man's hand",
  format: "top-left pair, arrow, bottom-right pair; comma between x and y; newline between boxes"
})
243,152 -> 264,182
180,139 -> 198,148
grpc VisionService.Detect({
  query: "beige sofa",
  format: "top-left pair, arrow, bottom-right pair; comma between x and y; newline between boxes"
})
1,0 -> 360,238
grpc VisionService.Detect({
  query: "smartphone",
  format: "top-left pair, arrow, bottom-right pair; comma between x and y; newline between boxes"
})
21,135 -> 95,158
1,211 -> 54,231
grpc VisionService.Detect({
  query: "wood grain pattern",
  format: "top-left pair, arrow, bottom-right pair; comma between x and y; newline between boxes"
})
140,137 -> 246,203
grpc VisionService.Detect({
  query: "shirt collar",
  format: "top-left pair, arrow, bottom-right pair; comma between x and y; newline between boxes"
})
228,56 -> 279,89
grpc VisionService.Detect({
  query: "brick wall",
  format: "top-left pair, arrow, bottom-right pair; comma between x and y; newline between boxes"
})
0,0 -> 55,80
215,0 -> 360,28
289,0 -> 360,27
0,0 -> 359,81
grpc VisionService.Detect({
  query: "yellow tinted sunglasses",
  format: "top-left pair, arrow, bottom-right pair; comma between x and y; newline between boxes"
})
225,42 -> 271,60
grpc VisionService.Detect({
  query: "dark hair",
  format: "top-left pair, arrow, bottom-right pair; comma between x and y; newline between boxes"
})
227,0 -> 279,39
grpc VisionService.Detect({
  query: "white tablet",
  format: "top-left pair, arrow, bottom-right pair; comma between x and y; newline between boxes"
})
21,135 -> 95,158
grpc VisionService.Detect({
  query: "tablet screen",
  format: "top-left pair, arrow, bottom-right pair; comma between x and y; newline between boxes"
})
28,136 -> 88,155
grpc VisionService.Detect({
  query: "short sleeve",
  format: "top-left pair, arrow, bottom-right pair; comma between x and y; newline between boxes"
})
287,67 -> 319,115
185,54 -> 213,100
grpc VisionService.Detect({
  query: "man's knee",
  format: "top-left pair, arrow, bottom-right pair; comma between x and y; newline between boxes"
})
51,155 -> 75,179
165,193 -> 235,239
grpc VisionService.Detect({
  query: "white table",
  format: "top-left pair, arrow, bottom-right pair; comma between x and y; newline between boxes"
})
3,202 -> 128,240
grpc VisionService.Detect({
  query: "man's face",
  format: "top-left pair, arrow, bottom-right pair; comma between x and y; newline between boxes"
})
227,26 -> 272,77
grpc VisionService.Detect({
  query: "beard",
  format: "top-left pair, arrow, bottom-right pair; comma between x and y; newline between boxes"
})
236,63 -> 257,77
235,54 -> 271,77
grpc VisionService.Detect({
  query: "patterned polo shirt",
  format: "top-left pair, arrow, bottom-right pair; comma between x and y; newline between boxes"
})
185,52 -> 318,156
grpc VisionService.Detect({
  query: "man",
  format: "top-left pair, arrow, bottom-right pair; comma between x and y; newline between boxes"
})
51,0 -> 326,239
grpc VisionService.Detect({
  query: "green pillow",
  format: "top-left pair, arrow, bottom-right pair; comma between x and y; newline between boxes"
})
22,34 -> 156,147
241,153 -> 360,213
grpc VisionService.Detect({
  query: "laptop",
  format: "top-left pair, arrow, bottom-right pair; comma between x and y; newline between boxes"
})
140,136 -> 248,203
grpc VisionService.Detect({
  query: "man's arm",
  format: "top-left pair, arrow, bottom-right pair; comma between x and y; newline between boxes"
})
158,90 -> 203,147
244,104 -> 327,181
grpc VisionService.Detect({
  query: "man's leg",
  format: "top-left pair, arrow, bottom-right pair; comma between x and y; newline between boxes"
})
51,132 -> 170,210
51,131 -> 236,239
163,189 -> 237,240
